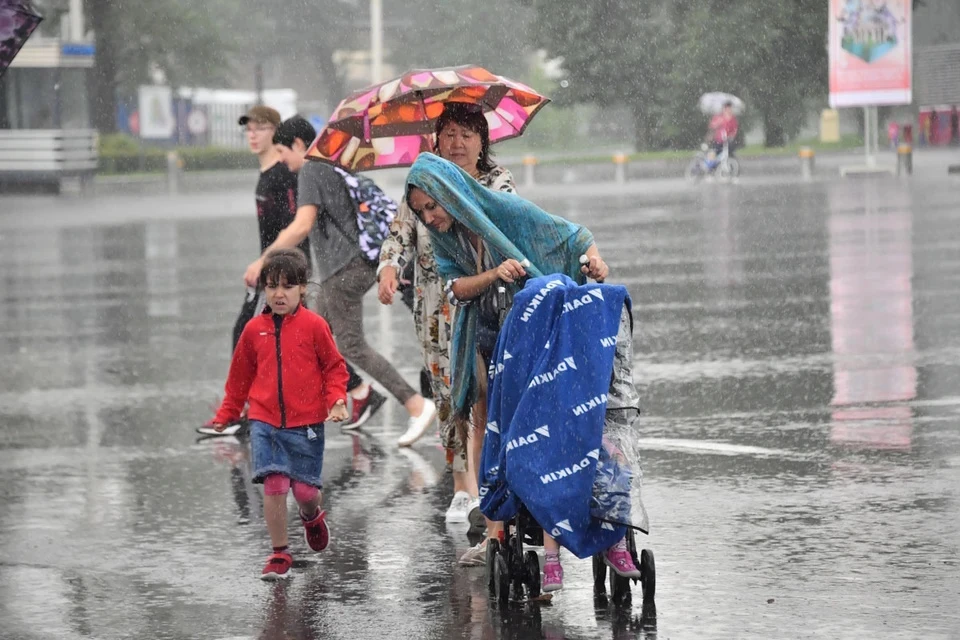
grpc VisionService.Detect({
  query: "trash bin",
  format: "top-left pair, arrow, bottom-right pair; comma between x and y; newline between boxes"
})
820,109 -> 840,143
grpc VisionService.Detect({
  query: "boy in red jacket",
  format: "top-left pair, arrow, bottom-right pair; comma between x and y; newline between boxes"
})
211,248 -> 350,580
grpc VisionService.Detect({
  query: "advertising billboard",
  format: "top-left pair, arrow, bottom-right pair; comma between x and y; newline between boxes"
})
138,85 -> 175,140
829,0 -> 912,108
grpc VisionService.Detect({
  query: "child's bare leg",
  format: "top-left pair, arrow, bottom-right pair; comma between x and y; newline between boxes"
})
469,398 -> 501,539
263,494 -> 289,549
543,533 -> 560,554
456,468 -> 479,497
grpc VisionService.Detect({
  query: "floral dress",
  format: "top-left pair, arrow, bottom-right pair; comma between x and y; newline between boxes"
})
378,165 -> 516,471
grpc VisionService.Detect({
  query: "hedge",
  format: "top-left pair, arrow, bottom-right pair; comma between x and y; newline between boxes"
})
98,134 -> 257,174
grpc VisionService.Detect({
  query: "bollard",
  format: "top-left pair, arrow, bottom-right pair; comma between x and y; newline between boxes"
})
522,154 -> 537,188
612,152 -> 628,184
896,144 -> 912,176
166,151 -> 183,195
799,147 -> 815,181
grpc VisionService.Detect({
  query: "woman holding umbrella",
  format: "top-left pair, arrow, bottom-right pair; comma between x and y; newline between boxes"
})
403,153 -> 612,586
308,65 -> 547,566
377,103 -> 517,546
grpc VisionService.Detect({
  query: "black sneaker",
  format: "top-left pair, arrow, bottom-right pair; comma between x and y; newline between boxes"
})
341,389 -> 386,431
419,368 -> 433,399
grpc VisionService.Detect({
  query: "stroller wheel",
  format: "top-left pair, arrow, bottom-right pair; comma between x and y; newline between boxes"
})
609,570 -> 632,607
640,549 -> 656,602
494,553 -> 510,605
486,539 -> 501,595
592,554 -> 608,595
524,550 -> 541,598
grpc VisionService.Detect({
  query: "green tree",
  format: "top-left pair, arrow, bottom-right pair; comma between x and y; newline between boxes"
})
386,0 -> 534,79
524,0 -> 673,150
87,0 -> 235,133
279,0 -> 371,108
665,0 -> 827,147
526,0 -> 832,148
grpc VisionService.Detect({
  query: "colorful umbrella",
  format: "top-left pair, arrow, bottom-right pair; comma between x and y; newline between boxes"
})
0,0 -> 42,78
306,65 -> 549,171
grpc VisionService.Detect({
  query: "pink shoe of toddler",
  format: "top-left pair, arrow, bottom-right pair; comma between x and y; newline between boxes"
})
603,538 -> 641,578
542,556 -> 564,592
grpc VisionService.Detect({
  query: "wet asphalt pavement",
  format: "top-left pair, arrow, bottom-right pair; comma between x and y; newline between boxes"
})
1,174 -> 959,639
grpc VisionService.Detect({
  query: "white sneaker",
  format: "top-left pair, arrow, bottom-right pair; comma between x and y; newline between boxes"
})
397,399 -> 437,447
459,540 -> 487,567
445,491 -> 471,523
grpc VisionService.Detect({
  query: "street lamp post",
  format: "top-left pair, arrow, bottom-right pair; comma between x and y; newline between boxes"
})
369,0 -> 393,382
69,0 -> 84,41
370,0 -> 383,83
255,62 -> 264,106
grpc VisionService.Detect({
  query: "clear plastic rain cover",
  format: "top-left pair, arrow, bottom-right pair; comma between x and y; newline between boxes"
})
590,306 -> 650,534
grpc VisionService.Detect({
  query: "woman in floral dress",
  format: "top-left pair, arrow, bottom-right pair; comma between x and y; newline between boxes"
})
377,103 -> 516,534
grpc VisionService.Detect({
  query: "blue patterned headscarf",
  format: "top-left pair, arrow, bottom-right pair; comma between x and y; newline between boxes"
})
405,153 -> 595,418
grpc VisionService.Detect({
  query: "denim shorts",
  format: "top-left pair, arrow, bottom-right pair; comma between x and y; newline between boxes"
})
250,420 -> 325,488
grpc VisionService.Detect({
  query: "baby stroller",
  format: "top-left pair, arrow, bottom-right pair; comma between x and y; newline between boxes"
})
486,508 -> 655,606
480,276 -> 656,606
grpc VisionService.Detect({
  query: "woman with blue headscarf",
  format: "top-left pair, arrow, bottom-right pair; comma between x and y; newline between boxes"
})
377,104 -> 517,532
405,153 -> 625,589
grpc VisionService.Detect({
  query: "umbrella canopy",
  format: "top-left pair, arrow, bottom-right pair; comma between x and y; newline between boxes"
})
699,92 -> 745,116
0,0 -> 42,78
306,65 -> 549,171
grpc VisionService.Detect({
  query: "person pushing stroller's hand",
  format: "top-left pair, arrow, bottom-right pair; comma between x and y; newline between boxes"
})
496,258 -> 527,283
579,250 -> 609,281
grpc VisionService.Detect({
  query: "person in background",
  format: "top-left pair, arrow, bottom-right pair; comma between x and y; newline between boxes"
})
260,116 -> 437,446
198,106 -> 372,436
887,120 -> 900,150
707,101 -> 739,156
377,103 -> 516,535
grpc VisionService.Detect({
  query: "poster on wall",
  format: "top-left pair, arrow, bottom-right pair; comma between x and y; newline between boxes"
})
829,0 -> 912,108
138,85 -> 175,139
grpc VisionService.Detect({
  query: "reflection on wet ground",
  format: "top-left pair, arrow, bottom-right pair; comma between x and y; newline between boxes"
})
0,178 -> 958,639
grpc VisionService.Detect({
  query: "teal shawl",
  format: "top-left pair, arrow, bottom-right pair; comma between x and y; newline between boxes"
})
405,153 -> 595,419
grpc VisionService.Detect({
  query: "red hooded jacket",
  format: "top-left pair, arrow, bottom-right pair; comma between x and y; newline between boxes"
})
214,305 -> 349,428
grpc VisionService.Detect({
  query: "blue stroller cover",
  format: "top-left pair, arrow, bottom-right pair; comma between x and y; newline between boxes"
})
479,274 -> 642,559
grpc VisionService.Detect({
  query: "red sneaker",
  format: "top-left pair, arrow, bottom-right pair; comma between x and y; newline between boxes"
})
302,510 -> 330,552
341,389 -> 386,431
260,551 -> 293,581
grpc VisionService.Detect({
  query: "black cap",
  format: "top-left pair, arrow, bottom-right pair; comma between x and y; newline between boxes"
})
273,116 -> 317,149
